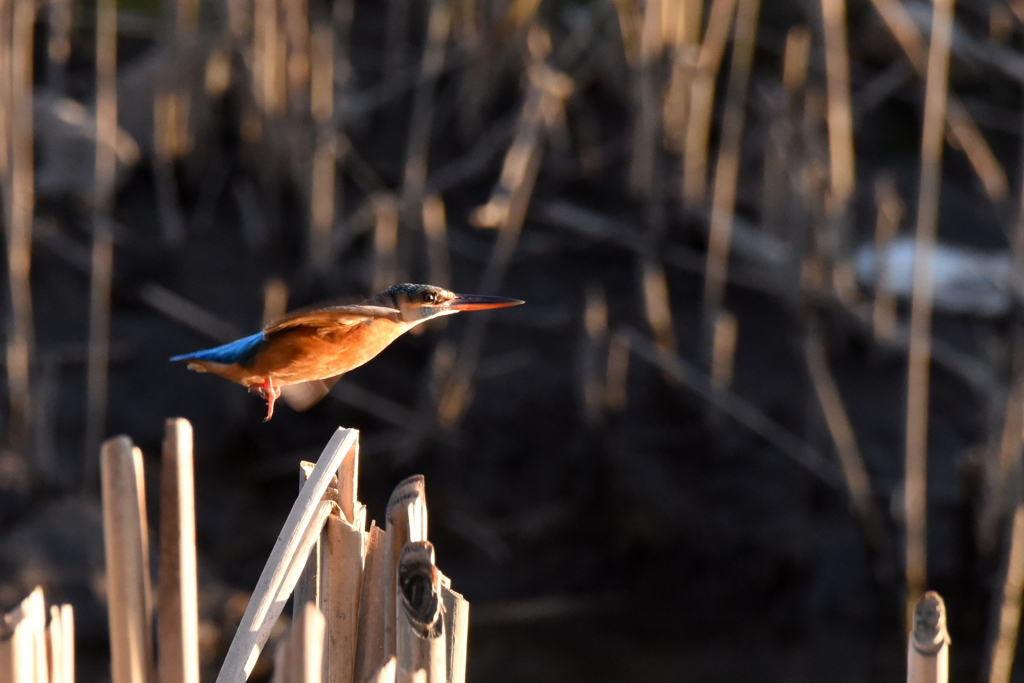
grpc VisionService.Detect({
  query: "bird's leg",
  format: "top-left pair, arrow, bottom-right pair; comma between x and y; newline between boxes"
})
248,377 -> 282,421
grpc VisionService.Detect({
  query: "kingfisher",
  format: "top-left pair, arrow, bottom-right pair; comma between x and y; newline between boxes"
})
170,283 -> 523,420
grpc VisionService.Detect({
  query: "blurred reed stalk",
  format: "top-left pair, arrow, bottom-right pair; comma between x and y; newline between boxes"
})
904,0 -> 955,627
986,505 -> 1024,683
872,175 -> 903,343
3,0 -> 36,454
308,19 -> 337,274
46,0 -> 73,90
700,0 -> 758,362
820,0 -> 855,218
681,0 -> 736,206
435,29 -> 571,430
867,0 -> 1007,201
84,0 -> 119,491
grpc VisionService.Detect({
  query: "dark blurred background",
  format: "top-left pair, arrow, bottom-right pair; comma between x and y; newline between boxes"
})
2,0 -> 1024,679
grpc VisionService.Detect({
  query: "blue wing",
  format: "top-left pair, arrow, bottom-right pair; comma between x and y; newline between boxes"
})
170,331 -> 266,366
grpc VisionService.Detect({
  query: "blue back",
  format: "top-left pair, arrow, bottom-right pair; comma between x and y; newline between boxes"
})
170,331 -> 266,366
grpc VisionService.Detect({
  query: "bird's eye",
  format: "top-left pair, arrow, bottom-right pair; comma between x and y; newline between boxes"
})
422,291 -> 436,304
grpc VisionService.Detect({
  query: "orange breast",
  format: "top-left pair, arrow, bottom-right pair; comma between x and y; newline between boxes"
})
236,318 -> 410,386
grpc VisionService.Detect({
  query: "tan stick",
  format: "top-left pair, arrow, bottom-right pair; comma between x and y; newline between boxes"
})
421,196 -> 451,291
806,330 -> 889,566
904,0 -> 954,626
395,543 -> 445,683
866,0 -> 1007,200
56,604 -> 74,683
908,591 -> 950,683
288,604 -> 326,683
101,437 -> 155,683
820,0 -> 855,208
3,587 -> 47,683
354,525 -> 388,682
320,514 -> 365,683
84,0 -> 118,489
987,505 -> 1024,683
294,467 -> 323,620
440,586 -> 468,683
216,428 -> 358,683
308,21 -> 336,274
158,419 -> 200,683
701,0 -> 759,355
681,0 -> 737,205
384,477 -> 428,660
6,0 -> 35,452
872,175 -> 903,342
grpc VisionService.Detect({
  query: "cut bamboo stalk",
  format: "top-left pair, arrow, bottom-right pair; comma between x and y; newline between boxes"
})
395,543 -> 445,683
354,525 -> 388,682
52,604 -> 74,683
337,433 -> 359,526
101,437 -> 155,683
908,591 -> 950,683
2,587 -> 45,683
701,0 -> 759,352
287,603 -> 325,683
873,175 -> 903,342
216,428 -> 358,683
987,505 -> 1024,683
904,0 -> 954,626
440,586 -> 468,683
384,477 -> 428,660
320,513 -> 365,683
158,419 -> 200,683
681,0 -> 737,205
6,0 -> 36,453
47,605 -> 63,683
84,0 -> 118,489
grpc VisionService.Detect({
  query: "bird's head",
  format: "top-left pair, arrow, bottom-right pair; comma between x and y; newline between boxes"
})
375,284 -> 524,325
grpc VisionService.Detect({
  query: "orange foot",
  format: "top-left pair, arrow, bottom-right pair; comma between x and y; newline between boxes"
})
248,378 -> 283,421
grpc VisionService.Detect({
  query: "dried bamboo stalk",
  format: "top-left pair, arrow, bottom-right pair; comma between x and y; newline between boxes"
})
2,587 -> 46,683
354,525 -> 388,682
287,603 -> 326,683
384,477 -> 428,660
49,604 -> 74,683
294,466 -> 324,620
100,437 -> 155,683
84,0 -> 118,488
440,586 -> 468,683
158,419 -> 201,683
372,194 -> 400,294
320,513 -> 365,683
905,0 -> 954,625
309,22 -> 336,274
395,543 -> 445,683
421,196 -> 451,290
701,0 -> 759,353
908,591 -> 950,683
360,657 -> 396,683
216,428 -> 358,683
987,505 -> 1024,683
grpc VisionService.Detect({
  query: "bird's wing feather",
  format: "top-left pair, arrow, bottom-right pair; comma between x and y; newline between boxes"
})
170,331 -> 265,365
264,304 -> 401,335
279,376 -> 342,411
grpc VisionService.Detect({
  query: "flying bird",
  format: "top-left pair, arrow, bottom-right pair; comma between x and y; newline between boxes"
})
170,283 -> 524,420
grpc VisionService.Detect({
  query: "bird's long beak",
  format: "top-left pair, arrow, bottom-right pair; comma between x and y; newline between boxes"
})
448,293 -> 524,311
